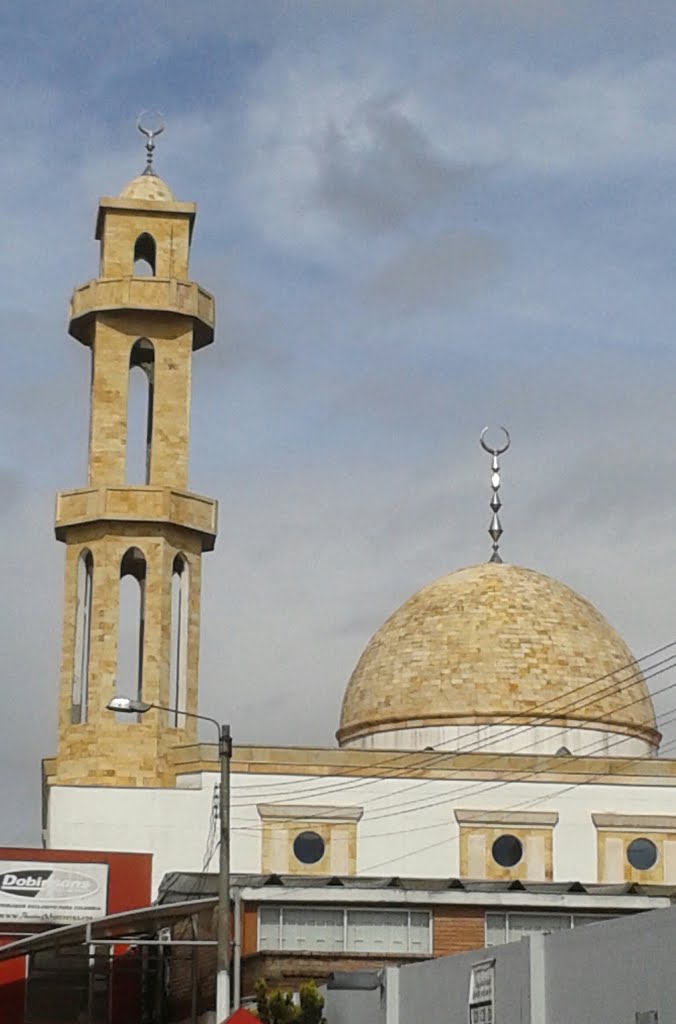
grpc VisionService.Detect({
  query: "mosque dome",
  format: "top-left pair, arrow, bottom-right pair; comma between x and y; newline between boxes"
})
337,562 -> 659,756
118,173 -> 175,202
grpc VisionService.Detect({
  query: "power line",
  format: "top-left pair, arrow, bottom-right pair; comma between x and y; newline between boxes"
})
353,709 -> 676,840
358,727 -> 676,874
358,710 -> 676,873
299,661 -> 676,827
228,642 -> 676,809
311,655 -> 676,823
230,728 -> 676,843
202,782 -> 221,871
228,638 -> 675,804
226,673 -> 676,840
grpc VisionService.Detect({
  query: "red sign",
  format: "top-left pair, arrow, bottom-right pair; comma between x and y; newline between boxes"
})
0,847 -> 152,1024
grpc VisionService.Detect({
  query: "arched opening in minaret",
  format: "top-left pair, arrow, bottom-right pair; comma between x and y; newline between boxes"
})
127,339 -> 155,485
170,554 -> 190,727
116,547 -> 147,722
133,232 -> 156,276
71,548 -> 93,724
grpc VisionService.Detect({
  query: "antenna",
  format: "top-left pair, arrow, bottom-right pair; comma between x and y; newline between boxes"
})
480,426 -> 511,564
136,111 -> 165,176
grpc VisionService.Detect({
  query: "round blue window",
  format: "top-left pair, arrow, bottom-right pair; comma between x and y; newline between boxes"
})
626,838 -> 658,871
293,831 -> 325,865
491,834 -> 523,868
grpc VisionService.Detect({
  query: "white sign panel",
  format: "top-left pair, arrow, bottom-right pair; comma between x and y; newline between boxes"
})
468,959 -> 495,1024
0,861 -> 109,925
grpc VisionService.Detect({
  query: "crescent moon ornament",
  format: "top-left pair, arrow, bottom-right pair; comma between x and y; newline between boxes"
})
137,111 -> 166,141
479,426 -> 511,563
136,111 -> 166,175
480,425 -> 511,457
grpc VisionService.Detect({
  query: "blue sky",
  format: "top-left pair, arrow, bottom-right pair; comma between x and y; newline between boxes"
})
2,1 -> 676,841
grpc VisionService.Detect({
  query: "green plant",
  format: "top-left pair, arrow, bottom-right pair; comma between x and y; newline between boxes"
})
297,981 -> 326,1024
254,979 -> 326,1024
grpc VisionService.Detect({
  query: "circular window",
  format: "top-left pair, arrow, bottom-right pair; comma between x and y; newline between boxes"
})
626,837 -> 658,871
293,830 -> 326,865
491,834 -> 523,868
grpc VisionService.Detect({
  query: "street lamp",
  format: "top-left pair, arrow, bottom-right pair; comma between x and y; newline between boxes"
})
106,696 -> 233,1021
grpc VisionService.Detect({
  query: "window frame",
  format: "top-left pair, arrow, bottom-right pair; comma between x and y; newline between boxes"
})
626,836 -> 659,871
485,910 -> 618,946
257,904 -> 432,955
132,232 -> 157,276
170,553 -> 190,727
72,547 -> 94,724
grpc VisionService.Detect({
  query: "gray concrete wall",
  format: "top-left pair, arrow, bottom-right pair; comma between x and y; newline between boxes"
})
544,906 -> 676,1024
325,906 -> 676,1024
323,988 -> 385,1024
324,943 -> 532,1024
398,940 -> 531,1024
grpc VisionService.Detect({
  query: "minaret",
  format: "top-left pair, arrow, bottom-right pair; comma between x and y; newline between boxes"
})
53,130 -> 217,786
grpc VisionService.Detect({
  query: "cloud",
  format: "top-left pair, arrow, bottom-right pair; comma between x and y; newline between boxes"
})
313,100 -> 480,232
412,57 -> 676,176
507,58 -> 676,173
365,231 -> 504,311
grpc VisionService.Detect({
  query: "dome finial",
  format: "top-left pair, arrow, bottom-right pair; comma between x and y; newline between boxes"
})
136,111 -> 165,176
480,426 -> 510,564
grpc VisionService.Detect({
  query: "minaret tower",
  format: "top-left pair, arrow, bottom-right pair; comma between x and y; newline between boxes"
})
53,127 -> 217,786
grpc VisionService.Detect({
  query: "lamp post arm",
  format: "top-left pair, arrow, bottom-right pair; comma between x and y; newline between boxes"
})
142,702 -> 222,737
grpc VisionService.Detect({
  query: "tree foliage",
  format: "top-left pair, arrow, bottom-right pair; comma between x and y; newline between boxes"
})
254,979 -> 326,1024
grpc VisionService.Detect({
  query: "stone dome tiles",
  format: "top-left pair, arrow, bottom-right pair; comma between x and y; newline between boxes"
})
337,563 -> 658,748
118,173 -> 175,202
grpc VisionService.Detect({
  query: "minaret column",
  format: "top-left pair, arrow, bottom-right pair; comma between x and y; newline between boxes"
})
53,156 -> 217,787
87,316 -> 194,489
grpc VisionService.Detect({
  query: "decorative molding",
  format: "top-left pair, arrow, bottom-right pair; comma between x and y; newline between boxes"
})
257,804 -> 364,823
592,813 -> 676,831
337,714 -> 659,747
455,809 -> 559,827
167,743 -> 676,789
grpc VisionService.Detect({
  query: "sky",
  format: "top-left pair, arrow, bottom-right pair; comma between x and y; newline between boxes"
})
2,1 -> 676,842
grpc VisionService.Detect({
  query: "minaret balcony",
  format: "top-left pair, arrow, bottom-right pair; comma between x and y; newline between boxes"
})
69,277 -> 214,349
54,486 -> 217,550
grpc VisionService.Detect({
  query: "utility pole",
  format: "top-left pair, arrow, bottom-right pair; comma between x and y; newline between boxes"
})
216,724 -> 233,1022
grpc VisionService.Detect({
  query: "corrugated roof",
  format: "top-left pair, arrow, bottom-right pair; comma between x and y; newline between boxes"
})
158,872 -> 676,903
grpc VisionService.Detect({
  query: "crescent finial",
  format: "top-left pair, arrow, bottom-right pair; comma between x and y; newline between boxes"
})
480,426 -> 511,563
480,425 -> 510,457
136,111 -> 166,176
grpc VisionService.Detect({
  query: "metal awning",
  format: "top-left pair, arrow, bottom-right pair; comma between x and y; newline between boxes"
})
0,896 -> 217,962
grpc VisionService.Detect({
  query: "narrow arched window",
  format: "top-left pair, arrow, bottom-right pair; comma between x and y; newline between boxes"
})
116,547 -> 147,721
72,549 -> 93,724
127,339 -> 155,484
133,233 -> 156,276
170,554 -> 190,727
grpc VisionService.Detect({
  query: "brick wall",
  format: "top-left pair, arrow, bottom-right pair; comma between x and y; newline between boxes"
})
167,908 -> 216,1022
241,951 -> 429,998
241,905 -> 258,957
433,905 -> 486,956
